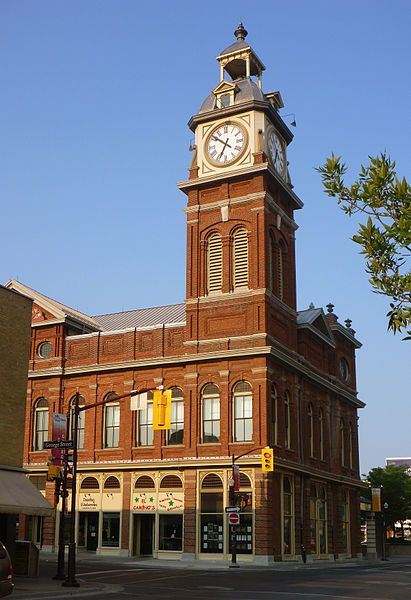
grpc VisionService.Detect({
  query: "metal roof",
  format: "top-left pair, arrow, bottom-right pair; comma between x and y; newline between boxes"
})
93,303 -> 186,331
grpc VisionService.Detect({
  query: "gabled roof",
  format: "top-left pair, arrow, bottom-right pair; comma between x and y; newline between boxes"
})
93,303 -> 186,332
5,280 -> 101,332
297,307 -> 336,348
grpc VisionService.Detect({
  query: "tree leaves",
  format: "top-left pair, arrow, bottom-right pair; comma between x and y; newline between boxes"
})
317,153 -> 411,340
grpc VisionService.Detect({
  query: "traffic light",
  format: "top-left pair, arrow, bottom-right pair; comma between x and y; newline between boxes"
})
153,390 -> 172,430
261,448 -> 274,472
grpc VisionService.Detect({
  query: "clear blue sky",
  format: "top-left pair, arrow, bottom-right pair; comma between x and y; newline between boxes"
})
1,0 -> 409,475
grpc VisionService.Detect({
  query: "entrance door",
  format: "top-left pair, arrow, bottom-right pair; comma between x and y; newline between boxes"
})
85,513 -> 99,551
132,514 -> 154,556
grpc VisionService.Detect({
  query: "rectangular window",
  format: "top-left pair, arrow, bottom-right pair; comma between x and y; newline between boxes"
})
102,512 -> 120,547
167,400 -> 184,445
234,395 -> 252,442
159,514 -> 183,551
137,402 -> 153,446
105,404 -> 120,448
35,411 -> 48,451
202,398 -> 220,443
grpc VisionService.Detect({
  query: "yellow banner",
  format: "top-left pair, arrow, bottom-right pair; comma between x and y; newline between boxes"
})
153,390 -> 172,430
371,487 -> 381,512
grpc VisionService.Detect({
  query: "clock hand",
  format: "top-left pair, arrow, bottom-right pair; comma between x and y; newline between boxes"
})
212,135 -> 232,148
218,138 -> 232,159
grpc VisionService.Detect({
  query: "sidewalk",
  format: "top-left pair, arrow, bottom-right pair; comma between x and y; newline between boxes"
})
11,552 -> 411,599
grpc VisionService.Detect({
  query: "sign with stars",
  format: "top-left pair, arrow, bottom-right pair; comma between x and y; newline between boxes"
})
158,492 -> 184,512
131,492 -> 157,512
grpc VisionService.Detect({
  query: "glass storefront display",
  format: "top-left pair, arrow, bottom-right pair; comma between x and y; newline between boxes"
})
159,514 -> 183,551
102,512 -> 120,547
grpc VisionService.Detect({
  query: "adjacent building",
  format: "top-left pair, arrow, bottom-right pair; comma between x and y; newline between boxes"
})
6,25 -> 365,563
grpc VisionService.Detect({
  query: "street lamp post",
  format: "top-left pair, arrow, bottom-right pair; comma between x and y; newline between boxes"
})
63,388 -> 143,588
382,501 -> 389,561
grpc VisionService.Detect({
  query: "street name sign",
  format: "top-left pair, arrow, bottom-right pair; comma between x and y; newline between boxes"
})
44,440 -> 74,450
225,507 -> 241,513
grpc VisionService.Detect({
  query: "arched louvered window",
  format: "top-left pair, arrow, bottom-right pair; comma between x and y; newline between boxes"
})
134,475 -> 155,489
80,476 -> 100,490
232,228 -> 248,290
104,476 -> 120,490
340,419 -> 346,466
207,233 -> 223,294
277,243 -> 284,300
308,404 -> 314,457
160,475 -> 183,489
70,395 -> 85,449
167,388 -> 184,446
233,381 -> 253,442
33,398 -> 49,451
201,384 -> 220,443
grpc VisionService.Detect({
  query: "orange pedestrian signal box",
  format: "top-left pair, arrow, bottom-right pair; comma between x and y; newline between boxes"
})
261,448 -> 274,472
153,390 -> 172,430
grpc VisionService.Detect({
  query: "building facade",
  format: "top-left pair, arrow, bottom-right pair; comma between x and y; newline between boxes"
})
7,25 -> 365,564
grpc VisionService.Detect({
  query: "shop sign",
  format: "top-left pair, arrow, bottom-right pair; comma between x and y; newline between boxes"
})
79,492 -> 100,511
158,491 -> 184,512
132,492 -> 157,512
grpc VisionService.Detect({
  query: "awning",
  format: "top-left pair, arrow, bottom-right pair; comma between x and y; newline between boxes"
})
0,469 -> 53,516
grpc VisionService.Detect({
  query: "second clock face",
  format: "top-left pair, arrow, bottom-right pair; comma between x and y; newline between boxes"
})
268,130 -> 285,176
206,122 -> 246,166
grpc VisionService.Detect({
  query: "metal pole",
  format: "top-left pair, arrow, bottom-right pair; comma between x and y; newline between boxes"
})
53,455 -> 67,580
63,391 -> 80,587
229,454 -> 239,568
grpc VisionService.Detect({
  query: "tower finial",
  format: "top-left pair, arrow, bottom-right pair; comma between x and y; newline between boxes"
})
234,22 -> 248,41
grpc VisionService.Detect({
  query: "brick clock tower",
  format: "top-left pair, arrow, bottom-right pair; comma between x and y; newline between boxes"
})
180,23 -> 302,354
9,24 -> 364,565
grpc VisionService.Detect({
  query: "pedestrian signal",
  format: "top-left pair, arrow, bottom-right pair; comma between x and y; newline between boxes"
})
153,390 -> 172,430
261,448 -> 274,472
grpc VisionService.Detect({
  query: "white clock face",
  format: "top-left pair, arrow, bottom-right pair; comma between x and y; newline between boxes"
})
206,122 -> 246,165
268,131 -> 285,175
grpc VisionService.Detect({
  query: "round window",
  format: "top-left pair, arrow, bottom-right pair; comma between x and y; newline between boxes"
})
38,342 -> 52,358
339,358 -> 349,382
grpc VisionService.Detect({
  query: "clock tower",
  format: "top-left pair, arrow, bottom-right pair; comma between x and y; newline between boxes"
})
178,24 -> 303,353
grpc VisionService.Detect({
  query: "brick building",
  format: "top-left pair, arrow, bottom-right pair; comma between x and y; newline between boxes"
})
6,25 -> 365,564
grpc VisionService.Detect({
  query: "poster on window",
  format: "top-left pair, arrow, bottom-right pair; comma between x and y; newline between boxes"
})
131,492 -> 157,512
158,492 -> 184,512
51,413 -> 67,466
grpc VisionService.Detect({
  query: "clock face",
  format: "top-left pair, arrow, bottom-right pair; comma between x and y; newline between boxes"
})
206,122 -> 246,166
268,130 -> 285,176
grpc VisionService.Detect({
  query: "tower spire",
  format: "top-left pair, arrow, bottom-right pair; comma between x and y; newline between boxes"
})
234,22 -> 248,41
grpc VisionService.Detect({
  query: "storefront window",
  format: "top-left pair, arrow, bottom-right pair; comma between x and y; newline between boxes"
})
233,474 -> 253,555
309,484 -> 327,556
159,514 -> 183,551
342,491 -> 350,553
200,474 -> 224,553
102,512 -> 120,547
282,476 -> 294,556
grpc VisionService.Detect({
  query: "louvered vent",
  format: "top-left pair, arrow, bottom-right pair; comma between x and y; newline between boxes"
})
104,476 -> 120,490
240,473 -> 252,488
134,475 -> 155,489
233,228 -> 248,289
80,476 -> 100,490
207,233 -> 222,294
201,473 -> 223,489
160,475 -> 183,489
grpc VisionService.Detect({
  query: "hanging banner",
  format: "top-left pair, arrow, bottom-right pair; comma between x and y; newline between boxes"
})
51,413 -> 67,466
371,487 -> 381,512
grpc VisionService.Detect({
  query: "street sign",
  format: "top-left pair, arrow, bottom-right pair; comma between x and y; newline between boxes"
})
44,439 -> 74,450
225,506 -> 241,513
228,513 -> 240,525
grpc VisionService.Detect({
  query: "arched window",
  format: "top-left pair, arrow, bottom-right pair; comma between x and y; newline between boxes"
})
309,484 -> 328,556
349,422 -> 354,469
277,242 -> 284,300
70,395 -> 85,450
271,384 -> 277,446
319,408 -> 324,461
80,476 -> 99,490
233,381 -> 253,442
160,475 -> 183,489
269,232 -> 275,292
284,392 -> 291,449
33,398 -> 48,451
159,475 -> 183,551
282,476 -> 294,556
308,404 -> 314,457
207,232 -> 223,294
167,388 -> 184,445
104,476 -> 120,490
200,474 -> 224,553
134,475 -> 155,489
340,419 -> 346,466
232,227 -> 248,290
235,473 -> 253,555
201,384 -> 220,443
342,490 -> 350,553
136,391 -> 153,447
104,393 -> 120,448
